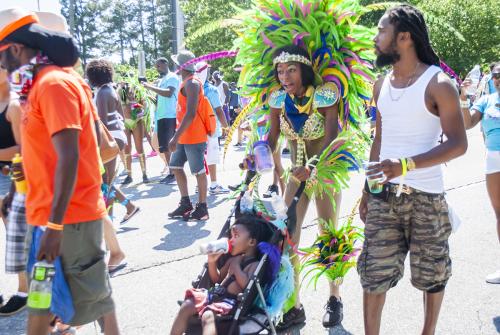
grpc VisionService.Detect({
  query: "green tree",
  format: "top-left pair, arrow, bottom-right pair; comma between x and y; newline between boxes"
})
182,0 -> 252,82
419,0 -> 499,76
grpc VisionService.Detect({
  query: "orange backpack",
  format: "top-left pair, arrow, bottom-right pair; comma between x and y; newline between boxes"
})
180,77 -> 217,137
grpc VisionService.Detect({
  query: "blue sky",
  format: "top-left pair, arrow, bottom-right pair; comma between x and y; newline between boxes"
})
1,0 -> 61,13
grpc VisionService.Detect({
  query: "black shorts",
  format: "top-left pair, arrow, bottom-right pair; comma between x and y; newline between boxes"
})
157,118 -> 176,153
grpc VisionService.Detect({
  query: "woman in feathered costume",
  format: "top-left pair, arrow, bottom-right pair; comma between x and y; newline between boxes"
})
232,0 -> 375,329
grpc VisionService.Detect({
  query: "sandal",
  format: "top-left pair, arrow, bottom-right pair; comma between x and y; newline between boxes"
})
120,206 -> 140,224
108,262 -> 128,275
51,326 -> 76,335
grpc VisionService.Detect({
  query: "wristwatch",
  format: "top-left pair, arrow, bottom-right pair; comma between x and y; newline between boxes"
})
406,157 -> 416,171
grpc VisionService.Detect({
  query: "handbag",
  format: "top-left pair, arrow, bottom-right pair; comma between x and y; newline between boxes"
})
98,120 -> 120,164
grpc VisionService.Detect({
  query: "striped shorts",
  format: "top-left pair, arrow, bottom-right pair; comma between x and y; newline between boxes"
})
357,191 -> 452,294
5,193 -> 27,274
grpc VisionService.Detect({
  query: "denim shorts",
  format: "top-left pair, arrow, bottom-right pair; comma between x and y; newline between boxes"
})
170,142 -> 207,175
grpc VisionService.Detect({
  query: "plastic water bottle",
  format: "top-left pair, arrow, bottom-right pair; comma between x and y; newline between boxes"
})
11,154 -> 27,194
240,191 -> 254,214
271,194 -> 288,220
200,238 -> 232,255
27,261 -> 55,311
253,141 -> 274,174
465,65 -> 481,95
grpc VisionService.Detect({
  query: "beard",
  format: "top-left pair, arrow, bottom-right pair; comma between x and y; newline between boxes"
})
375,50 -> 400,68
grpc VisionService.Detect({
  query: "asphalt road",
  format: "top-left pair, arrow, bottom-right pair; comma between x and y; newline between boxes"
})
0,127 -> 499,335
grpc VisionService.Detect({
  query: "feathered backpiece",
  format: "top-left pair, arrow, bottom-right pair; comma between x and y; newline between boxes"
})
233,0 -> 377,130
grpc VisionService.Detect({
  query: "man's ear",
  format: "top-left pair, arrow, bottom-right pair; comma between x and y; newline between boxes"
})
249,238 -> 257,247
9,43 -> 24,58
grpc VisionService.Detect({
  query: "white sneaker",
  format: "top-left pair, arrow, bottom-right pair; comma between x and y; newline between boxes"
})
485,270 -> 500,284
209,185 -> 230,195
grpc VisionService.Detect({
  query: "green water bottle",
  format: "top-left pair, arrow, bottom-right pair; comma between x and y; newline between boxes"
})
27,261 -> 55,310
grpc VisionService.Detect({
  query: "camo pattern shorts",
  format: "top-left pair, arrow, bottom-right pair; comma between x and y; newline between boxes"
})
357,191 -> 452,294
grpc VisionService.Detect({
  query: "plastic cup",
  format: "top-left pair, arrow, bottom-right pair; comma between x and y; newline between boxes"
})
363,161 -> 385,194
253,141 -> 274,174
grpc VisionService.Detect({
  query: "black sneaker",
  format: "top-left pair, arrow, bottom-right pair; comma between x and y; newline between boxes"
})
263,184 -> 279,198
142,174 -> 149,183
168,199 -> 193,219
322,296 -> 343,328
121,175 -> 133,185
275,305 -> 306,331
282,148 -> 290,154
160,174 -> 176,184
0,295 -> 27,316
228,183 -> 242,192
233,142 -> 243,147
189,203 -> 209,221
0,295 -> 3,306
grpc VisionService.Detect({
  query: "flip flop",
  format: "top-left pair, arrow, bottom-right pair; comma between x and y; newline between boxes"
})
120,207 -> 140,224
108,262 -> 128,275
51,327 -> 76,335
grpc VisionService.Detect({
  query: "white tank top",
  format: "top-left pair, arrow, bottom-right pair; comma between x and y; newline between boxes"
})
216,82 -> 226,104
378,65 -> 444,194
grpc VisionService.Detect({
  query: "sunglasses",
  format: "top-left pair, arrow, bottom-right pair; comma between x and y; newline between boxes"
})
492,73 -> 500,80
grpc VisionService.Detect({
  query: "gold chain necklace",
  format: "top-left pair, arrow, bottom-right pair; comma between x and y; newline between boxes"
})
389,62 -> 420,102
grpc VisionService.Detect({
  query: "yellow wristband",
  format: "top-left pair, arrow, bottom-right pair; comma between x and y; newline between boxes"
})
47,222 -> 64,231
400,158 -> 408,176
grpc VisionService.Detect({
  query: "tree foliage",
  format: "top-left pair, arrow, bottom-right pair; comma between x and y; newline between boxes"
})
182,0 -> 252,83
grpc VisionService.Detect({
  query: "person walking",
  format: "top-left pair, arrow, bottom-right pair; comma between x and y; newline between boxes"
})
460,62 -> 500,284
168,50 -> 209,221
143,58 -> 179,184
0,8 -> 119,334
358,5 -> 468,335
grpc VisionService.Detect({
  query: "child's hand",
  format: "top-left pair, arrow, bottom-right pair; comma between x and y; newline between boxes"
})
208,253 -> 223,263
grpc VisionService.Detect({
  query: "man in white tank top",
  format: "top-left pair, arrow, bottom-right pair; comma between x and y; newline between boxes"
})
357,5 -> 468,335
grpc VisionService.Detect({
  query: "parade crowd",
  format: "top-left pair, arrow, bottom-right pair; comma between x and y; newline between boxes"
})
0,2 -> 498,335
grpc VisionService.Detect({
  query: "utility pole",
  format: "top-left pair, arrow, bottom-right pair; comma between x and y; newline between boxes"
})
170,0 -> 184,54
69,0 -> 76,35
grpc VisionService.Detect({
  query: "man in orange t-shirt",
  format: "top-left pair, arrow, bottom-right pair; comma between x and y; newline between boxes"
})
0,8 -> 119,334
168,50 -> 209,221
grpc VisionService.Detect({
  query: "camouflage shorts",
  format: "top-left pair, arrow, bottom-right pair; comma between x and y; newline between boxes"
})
357,191 -> 452,294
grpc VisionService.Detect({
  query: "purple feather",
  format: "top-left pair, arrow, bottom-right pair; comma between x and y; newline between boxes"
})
258,242 -> 281,284
352,69 -> 372,81
279,0 -> 291,18
178,51 -> 238,71
261,32 -> 275,48
293,32 -> 310,45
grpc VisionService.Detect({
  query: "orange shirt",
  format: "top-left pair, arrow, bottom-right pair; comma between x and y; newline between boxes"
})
176,80 -> 207,145
21,65 -> 106,226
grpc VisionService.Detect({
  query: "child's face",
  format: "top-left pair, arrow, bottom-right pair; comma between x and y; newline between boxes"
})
230,224 -> 256,256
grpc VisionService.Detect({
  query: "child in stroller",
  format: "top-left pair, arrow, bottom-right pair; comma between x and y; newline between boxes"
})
170,214 -> 280,335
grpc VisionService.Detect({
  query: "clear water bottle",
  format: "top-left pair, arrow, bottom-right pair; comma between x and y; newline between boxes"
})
27,261 -> 55,311
240,191 -> 254,214
271,194 -> 288,220
465,65 -> 481,95
200,238 -> 232,255
253,141 -> 274,174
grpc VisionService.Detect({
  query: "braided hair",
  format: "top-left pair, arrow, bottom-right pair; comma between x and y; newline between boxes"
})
387,5 -> 440,66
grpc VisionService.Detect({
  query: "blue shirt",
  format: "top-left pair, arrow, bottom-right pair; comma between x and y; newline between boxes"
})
156,72 -> 179,120
203,82 -> 223,137
472,92 -> 500,151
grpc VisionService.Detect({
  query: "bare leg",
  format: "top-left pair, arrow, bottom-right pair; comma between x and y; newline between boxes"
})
201,310 -> 217,335
100,311 -> 120,335
284,179 -> 311,308
363,291 -> 386,335
173,169 -> 189,197
316,192 -> 342,298
133,121 -> 147,178
170,300 -> 197,335
124,130 -> 132,178
208,165 -> 217,183
103,215 -> 125,267
196,172 -> 208,204
486,172 -> 500,243
17,272 -> 28,293
422,291 -> 445,335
